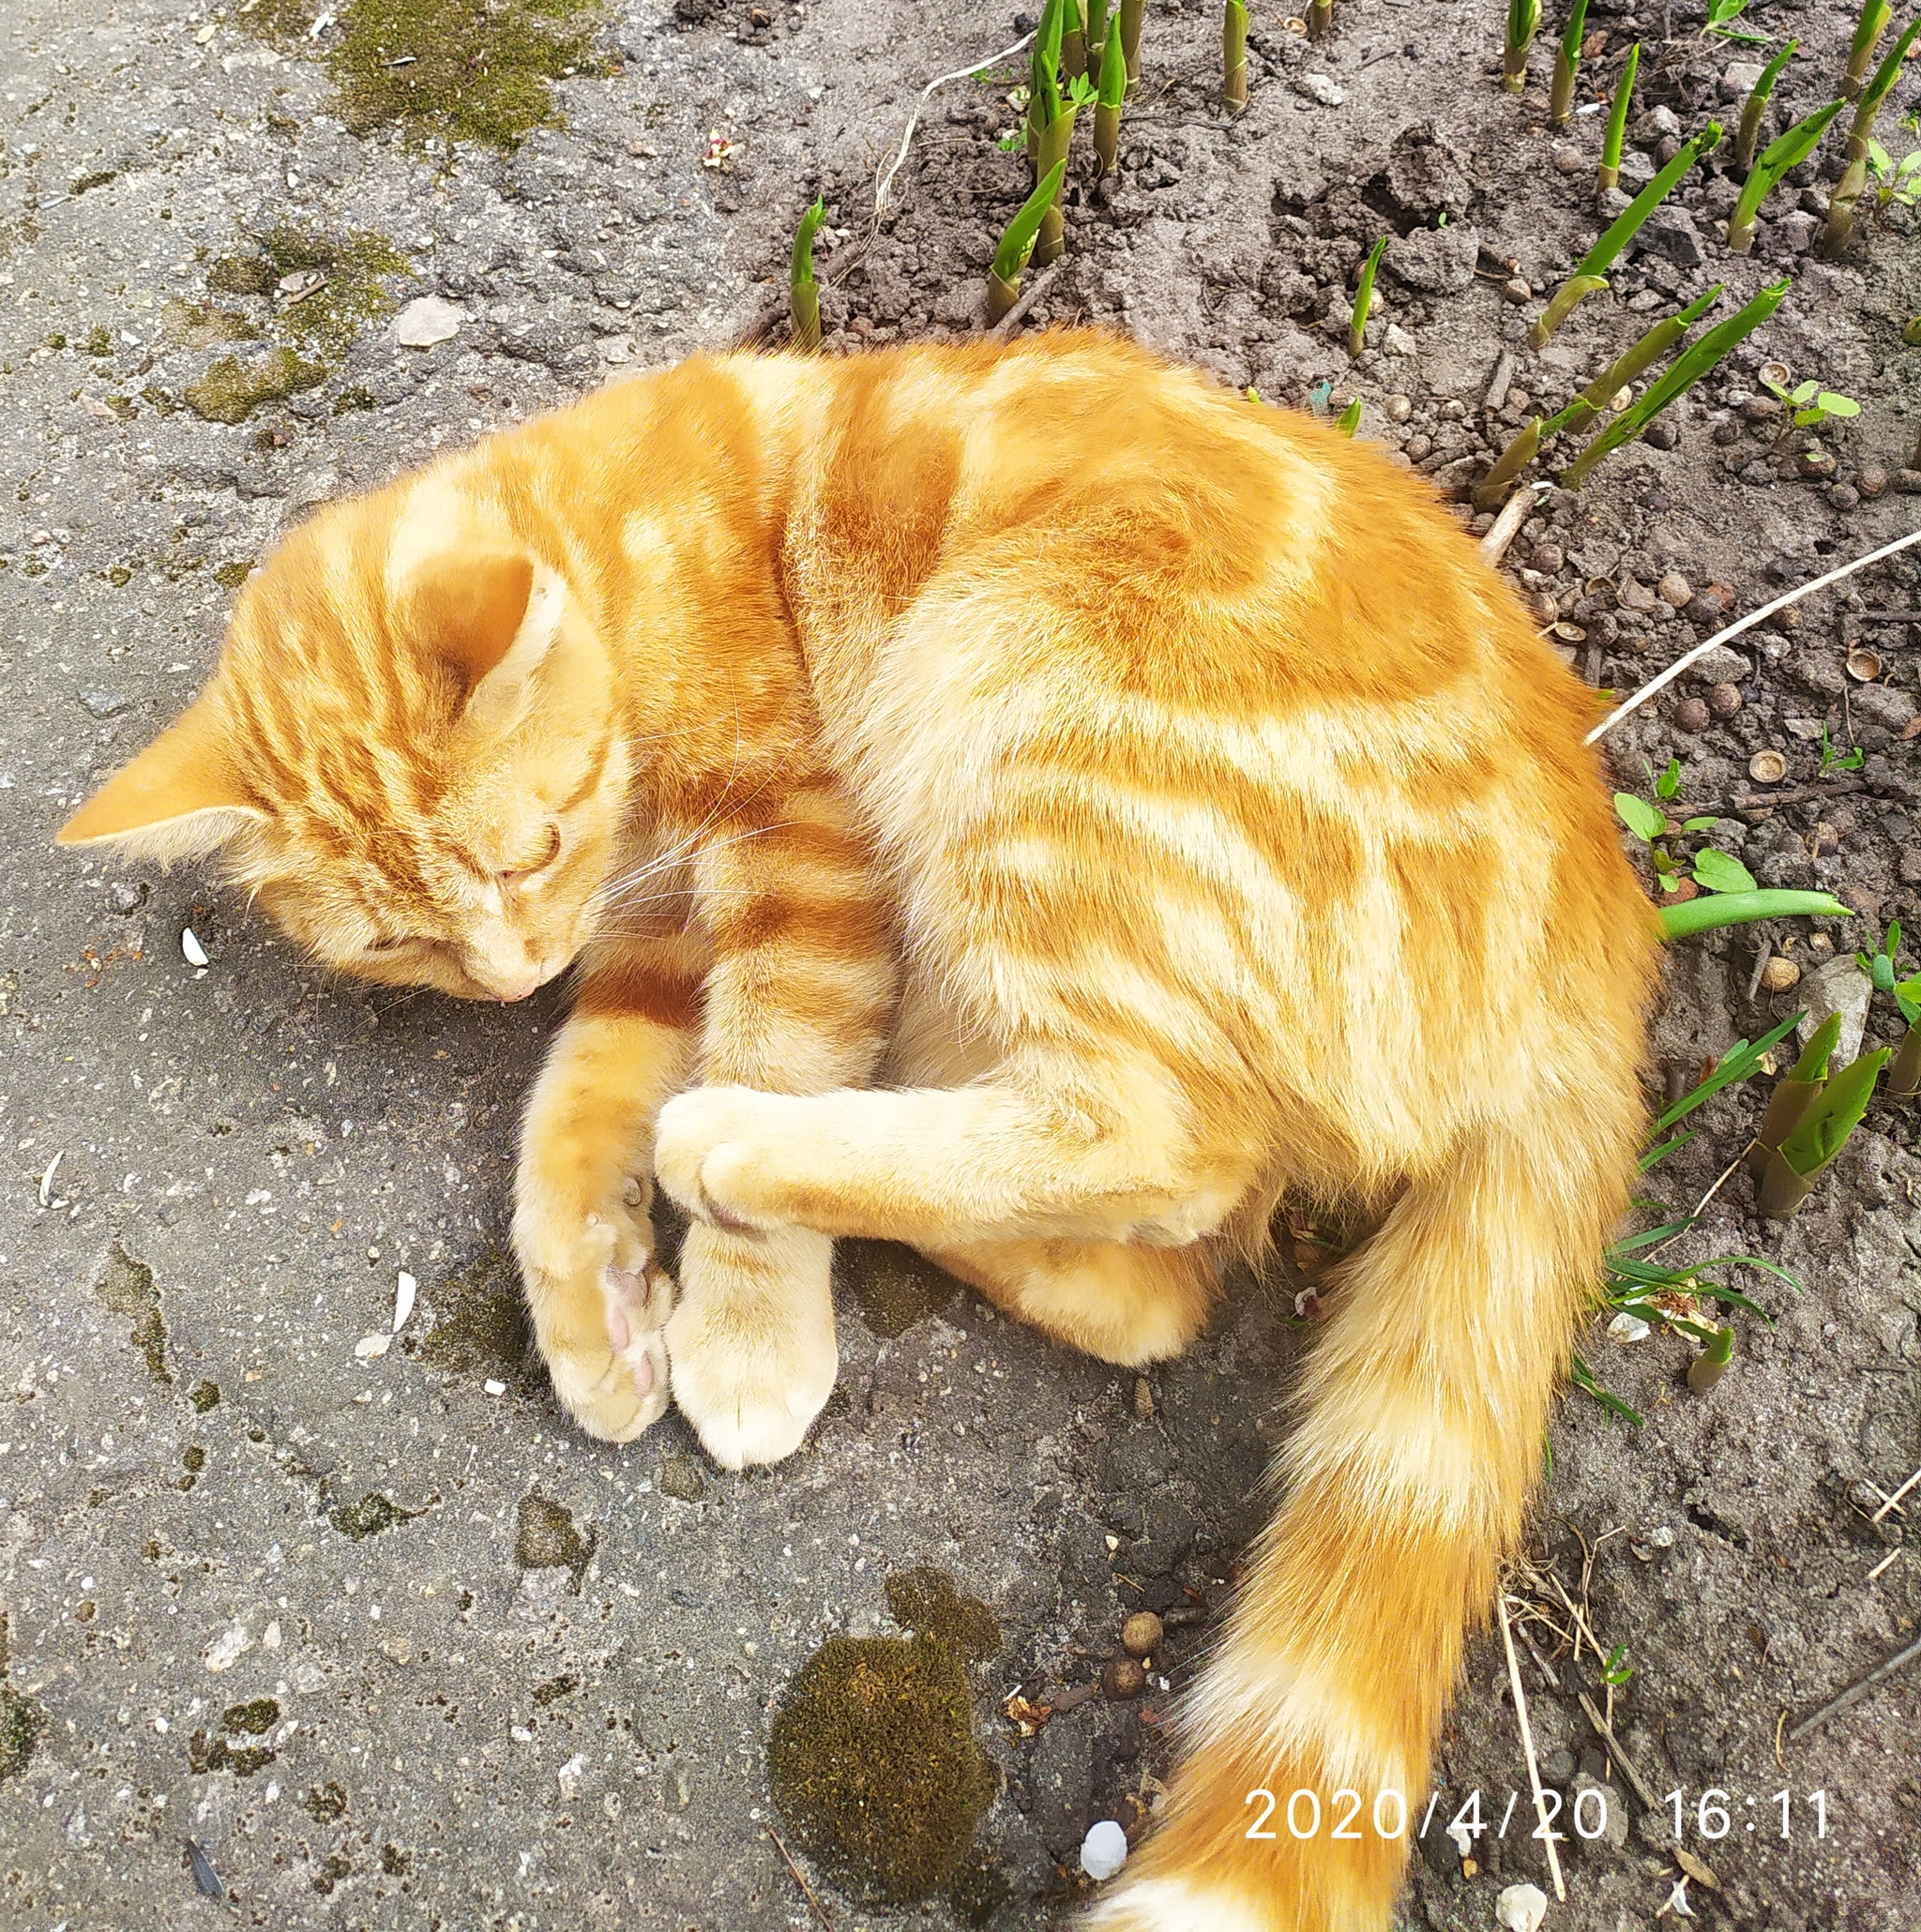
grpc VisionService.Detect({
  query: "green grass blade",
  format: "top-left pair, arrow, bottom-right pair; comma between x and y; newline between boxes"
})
1600,42 -> 1641,181
791,196 -> 824,288
1655,882 -> 1851,939
1654,1009 -> 1805,1132
991,158 -> 1068,282
1574,120 -> 1724,280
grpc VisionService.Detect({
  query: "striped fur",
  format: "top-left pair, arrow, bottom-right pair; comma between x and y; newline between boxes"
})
60,333 -> 1659,1930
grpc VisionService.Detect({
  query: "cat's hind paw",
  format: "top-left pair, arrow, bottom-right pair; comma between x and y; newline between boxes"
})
653,1084 -> 794,1231
664,1221 -> 837,1469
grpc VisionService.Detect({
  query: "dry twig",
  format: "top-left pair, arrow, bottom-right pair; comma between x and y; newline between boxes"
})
1786,1631 -> 1921,1741
1498,1590 -> 1567,1902
766,1823 -> 836,1930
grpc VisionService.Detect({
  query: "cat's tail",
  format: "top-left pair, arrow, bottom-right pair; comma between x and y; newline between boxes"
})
1086,1094 -> 1636,1932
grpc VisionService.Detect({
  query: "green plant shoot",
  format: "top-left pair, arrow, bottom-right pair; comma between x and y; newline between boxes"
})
1061,0 -> 1087,82
1822,16 -> 1921,255
1759,1047 -> 1891,1217
1727,98 -> 1844,251
1349,234 -> 1385,357
1093,14 -> 1127,174
1551,0 -> 1589,127
1537,121 -> 1723,346
1505,0 -> 1542,91
987,158 -> 1068,323
1561,277 -> 1788,487
1336,396 -> 1362,436
1659,889 -> 1853,942
1845,0 -> 1892,100
1747,1010 -> 1842,1179
1475,418 -> 1541,510
1120,0 -> 1144,82
1703,0 -> 1767,46
1598,42 -> 1641,190
1687,1321 -> 1734,1392
1541,286 -> 1722,437
789,197 -> 824,352
1735,39 -> 1797,173
1223,0 -> 1248,112
1309,0 -> 1333,38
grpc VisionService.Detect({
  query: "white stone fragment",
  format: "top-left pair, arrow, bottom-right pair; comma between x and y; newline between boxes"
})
1607,1312 -> 1651,1343
391,295 -> 465,348
181,927 -> 208,967
204,1621 -> 252,1672
353,1333 -> 390,1359
392,1270 -> 416,1333
1496,1882 -> 1549,1932
1080,1819 -> 1128,1880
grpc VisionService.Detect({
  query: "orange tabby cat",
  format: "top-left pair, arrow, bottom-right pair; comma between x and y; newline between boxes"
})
62,332 -> 1657,1930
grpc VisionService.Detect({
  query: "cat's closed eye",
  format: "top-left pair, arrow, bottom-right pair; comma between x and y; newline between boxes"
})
500,823 -> 561,888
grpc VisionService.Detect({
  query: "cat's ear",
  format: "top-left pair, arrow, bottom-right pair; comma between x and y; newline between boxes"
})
407,547 -> 565,739
56,696 -> 264,861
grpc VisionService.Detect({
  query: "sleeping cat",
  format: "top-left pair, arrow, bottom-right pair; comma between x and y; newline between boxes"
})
62,332 -> 1657,1930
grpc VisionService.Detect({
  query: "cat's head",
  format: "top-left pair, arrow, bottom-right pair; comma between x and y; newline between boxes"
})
58,484 -> 630,1002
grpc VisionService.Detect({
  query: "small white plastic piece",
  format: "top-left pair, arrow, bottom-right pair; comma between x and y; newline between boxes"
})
1080,1819 -> 1129,1881
181,927 -> 209,967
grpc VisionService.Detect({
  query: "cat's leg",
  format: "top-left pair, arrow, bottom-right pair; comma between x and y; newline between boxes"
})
513,932 -> 703,1442
661,781 -> 896,1470
925,1235 -> 1221,1366
654,1051 -> 1259,1253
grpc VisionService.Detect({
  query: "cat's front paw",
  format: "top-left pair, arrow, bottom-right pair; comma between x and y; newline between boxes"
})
513,1185 -> 673,1444
664,1221 -> 837,1469
653,1084 -> 797,1230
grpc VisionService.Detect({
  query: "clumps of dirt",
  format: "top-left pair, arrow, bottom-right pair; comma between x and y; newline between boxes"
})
327,0 -> 611,149
184,348 -> 326,424
327,1490 -> 421,1540
94,1244 -> 170,1385
515,1491 -> 594,1587
885,1566 -> 1001,1663
769,1626 -> 996,1903
420,1246 -> 540,1390
838,1239 -> 957,1338
0,1614 -> 46,1784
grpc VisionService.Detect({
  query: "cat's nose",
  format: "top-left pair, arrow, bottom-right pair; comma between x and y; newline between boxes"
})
493,973 -> 542,1004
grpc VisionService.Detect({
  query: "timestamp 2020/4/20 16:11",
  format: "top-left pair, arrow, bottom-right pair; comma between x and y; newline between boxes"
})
1242,1786 -> 1833,1845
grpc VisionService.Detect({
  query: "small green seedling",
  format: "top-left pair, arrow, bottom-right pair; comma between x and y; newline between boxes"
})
1822,16 -> 1921,255
1598,42 -> 1641,191
789,197 -> 824,352
1819,722 -> 1866,772
1223,0 -> 1248,111
1844,0 -> 1892,100
1027,0 -> 1065,159
1703,0 -> 1768,45
1735,39 -> 1798,174
986,158 -> 1068,323
1120,0 -> 1144,81
1550,0 -> 1589,128
1335,396 -> 1362,436
1349,234 -> 1386,357
1854,924 -> 1921,1100
1661,888 -> 1854,941
1761,372 -> 1862,450
1728,98 -> 1846,252
1093,13 -> 1127,174
1506,0 -> 1541,92
1601,1644 -> 1637,1686
1747,1011 -> 1841,1178
1535,121 -> 1723,346
1866,140 -> 1921,219
1561,276 -> 1785,489
1614,778 -> 1750,898
1758,1045 -> 1891,1217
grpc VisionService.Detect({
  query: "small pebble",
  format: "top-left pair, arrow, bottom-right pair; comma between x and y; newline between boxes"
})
1796,449 -> 1837,480
1081,1819 -> 1129,1881
1656,570 -> 1692,608
1897,469 -> 1921,494
1384,393 -> 1413,423
1102,1656 -> 1146,1700
1673,696 -> 1710,733
1551,146 -> 1583,174
1122,1611 -> 1164,1658
80,689 -> 130,718
1496,1882 -> 1550,1932
1760,957 -> 1801,992
1827,482 -> 1859,512
1530,542 -> 1565,574
1856,463 -> 1888,500
1502,278 -> 1532,304
1707,682 -> 1743,718
1644,418 -> 1679,450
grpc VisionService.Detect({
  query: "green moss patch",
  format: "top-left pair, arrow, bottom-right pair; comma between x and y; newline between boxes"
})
95,1245 -> 171,1385
769,1633 -> 995,1903
422,1246 -> 539,1387
328,1490 -> 421,1540
885,1568 -> 1000,1663
221,1697 -> 280,1735
189,1729 -> 275,1776
303,1779 -> 349,1821
184,348 -> 325,424
837,1240 -> 957,1339
327,0 -> 608,149
162,299 -> 261,347
258,225 -> 409,354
